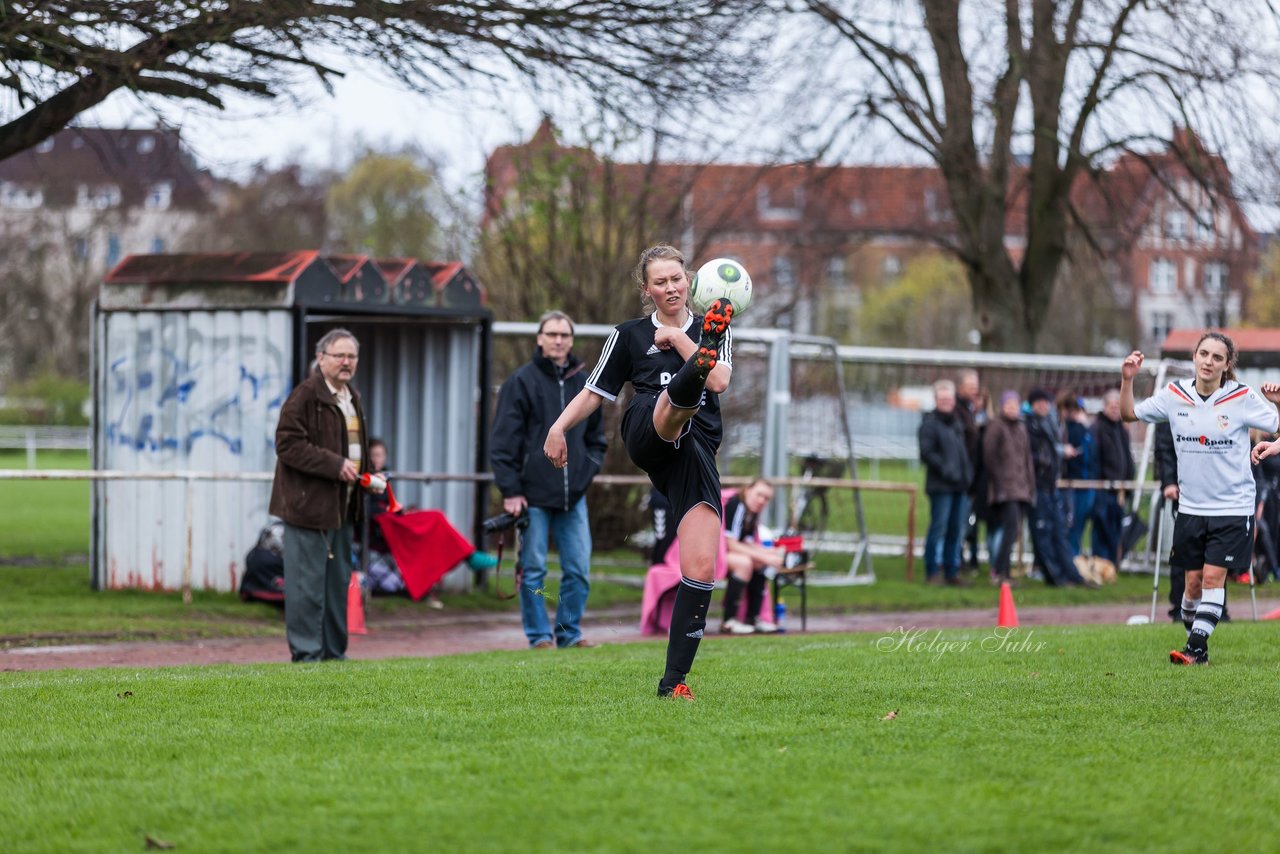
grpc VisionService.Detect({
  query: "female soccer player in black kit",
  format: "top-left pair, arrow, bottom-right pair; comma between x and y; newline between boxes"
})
544,244 -> 735,700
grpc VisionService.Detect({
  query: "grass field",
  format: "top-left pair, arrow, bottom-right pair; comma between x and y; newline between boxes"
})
0,450 -> 91,559
3,624 -> 1276,852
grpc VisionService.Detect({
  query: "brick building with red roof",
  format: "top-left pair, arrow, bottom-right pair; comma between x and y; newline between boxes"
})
485,120 -> 1257,349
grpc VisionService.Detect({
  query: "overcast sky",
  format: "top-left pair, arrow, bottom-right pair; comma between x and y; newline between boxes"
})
83,64 -> 551,191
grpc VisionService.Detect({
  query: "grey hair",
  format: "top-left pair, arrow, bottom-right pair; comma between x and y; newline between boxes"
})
315,328 -> 358,357
537,310 -> 575,335
933,379 -> 956,395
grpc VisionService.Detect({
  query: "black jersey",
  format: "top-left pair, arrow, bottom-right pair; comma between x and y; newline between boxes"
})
723,493 -> 759,543
586,311 -> 733,449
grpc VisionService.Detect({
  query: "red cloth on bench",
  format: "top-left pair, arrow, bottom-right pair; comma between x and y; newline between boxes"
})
376,510 -> 474,601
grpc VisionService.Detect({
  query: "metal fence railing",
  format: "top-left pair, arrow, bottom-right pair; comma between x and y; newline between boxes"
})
0,426 -> 90,468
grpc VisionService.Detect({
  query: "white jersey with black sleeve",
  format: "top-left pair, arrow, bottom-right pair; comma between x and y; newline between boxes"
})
586,311 -> 733,450
1133,378 -> 1280,515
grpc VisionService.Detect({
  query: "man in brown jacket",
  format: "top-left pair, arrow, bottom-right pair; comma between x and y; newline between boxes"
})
269,328 -> 370,662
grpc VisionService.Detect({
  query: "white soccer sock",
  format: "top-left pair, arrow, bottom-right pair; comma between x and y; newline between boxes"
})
1189,588 -> 1225,650
1181,595 -> 1200,636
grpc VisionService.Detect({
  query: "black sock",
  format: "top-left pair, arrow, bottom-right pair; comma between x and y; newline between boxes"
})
665,350 -> 710,409
661,577 -> 714,689
745,571 -> 767,625
1187,588 -> 1225,654
722,575 -> 745,623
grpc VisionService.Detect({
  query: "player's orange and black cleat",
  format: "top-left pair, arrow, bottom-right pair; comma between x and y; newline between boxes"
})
694,298 -> 733,374
1169,647 -> 1209,665
658,682 -> 696,701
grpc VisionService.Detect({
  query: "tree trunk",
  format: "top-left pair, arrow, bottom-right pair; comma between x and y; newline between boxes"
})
967,251 -> 1031,352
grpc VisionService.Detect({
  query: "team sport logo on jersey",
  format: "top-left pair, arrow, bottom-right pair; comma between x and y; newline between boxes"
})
1177,434 -> 1232,447
1218,414 -> 1230,432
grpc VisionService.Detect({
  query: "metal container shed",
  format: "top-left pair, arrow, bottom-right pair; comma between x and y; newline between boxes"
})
94,250 -> 491,593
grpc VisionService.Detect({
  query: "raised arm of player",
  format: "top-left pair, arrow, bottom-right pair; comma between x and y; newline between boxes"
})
1252,383 -> 1280,464
544,387 -> 606,469
1119,350 -> 1143,422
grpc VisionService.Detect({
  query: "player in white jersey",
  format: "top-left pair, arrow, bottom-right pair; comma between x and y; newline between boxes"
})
544,244 -> 735,700
1120,332 -> 1280,664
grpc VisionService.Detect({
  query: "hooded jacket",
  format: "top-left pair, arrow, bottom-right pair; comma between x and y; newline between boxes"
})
983,413 -> 1035,506
491,348 -> 607,510
1091,413 -> 1135,485
918,408 -> 973,493
1025,409 -> 1063,493
269,371 -> 369,530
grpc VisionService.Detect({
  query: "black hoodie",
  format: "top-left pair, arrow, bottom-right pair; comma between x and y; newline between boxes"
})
490,348 -> 608,510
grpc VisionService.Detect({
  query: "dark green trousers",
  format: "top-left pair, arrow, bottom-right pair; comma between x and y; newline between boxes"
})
283,523 -> 353,662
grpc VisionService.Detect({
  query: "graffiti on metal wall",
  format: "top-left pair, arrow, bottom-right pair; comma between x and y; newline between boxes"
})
104,325 -> 290,460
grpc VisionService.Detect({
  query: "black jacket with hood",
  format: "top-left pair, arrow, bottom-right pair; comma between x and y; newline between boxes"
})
490,348 -> 607,510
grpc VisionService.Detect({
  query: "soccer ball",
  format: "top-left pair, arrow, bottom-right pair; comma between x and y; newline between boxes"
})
690,258 -> 752,316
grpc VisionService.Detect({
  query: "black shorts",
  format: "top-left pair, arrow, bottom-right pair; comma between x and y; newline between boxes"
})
622,393 -> 722,526
1169,513 -> 1253,572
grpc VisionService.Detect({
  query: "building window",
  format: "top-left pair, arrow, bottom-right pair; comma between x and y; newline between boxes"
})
883,255 -> 902,279
150,236 -> 167,253
1164,207 -> 1187,240
756,185 -> 803,221
773,256 -> 795,290
826,255 -> 847,288
1205,309 -> 1225,328
144,182 -> 173,210
73,237 -> 89,260
1150,311 -> 1175,343
106,233 -> 121,267
0,182 -> 43,209
1203,262 -> 1228,296
1196,207 -> 1215,242
924,188 -> 952,223
78,184 -> 122,209
35,138 -> 54,153
137,135 -> 156,154
1149,257 -> 1176,294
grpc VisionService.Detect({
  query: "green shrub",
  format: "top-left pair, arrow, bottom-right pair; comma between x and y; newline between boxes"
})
0,373 -> 89,425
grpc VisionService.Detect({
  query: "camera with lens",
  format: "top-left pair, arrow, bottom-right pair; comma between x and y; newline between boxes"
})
482,511 -> 530,535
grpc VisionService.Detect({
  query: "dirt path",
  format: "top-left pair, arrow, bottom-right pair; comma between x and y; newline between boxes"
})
10,597 -> 1275,672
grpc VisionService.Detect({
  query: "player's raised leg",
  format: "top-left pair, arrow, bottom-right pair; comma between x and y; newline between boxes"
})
654,298 -> 733,441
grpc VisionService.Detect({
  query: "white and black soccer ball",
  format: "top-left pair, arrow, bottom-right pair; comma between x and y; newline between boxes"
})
690,258 -> 752,316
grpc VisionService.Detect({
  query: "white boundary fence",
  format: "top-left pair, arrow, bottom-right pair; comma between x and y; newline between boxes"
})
0,426 -> 90,468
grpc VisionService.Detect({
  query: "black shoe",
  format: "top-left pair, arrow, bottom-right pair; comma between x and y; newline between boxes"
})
657,681 -> 695,700
694,299 -> 734,375
1170,647 -> 1209,665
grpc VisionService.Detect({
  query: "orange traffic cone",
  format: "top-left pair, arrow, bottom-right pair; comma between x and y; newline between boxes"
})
997,581 -> 1019,628
347,571 -> 368,635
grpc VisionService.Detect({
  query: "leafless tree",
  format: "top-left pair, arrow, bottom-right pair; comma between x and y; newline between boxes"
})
0,1 -> 767,161
788,0 -> 1280,351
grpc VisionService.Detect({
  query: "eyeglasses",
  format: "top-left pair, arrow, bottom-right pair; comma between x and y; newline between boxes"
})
324,352 -> 359,362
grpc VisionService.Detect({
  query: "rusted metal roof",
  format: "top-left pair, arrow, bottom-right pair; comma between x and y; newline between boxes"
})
104,251 -> 322,284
